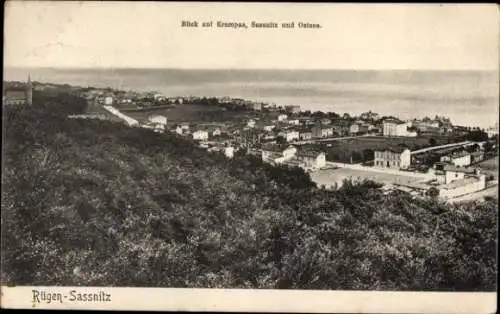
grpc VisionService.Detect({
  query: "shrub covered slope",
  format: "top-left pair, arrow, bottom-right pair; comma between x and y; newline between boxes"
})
1,93 -> 497,290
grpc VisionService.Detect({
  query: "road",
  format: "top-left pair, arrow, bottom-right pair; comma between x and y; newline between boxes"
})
295,134 -> 370,145
411,141 -> 473,155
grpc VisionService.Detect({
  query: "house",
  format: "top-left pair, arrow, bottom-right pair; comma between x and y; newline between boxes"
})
247,102 -> 262,111
277,114 -> 288,121
247,119 -> 256,128
261,144 -> 297,164
382,119 -> 417,137
297,117 -> 314,126
293,150 -> 326,170
374,146 -> 411,169
287,119 -> 300,126
278,130 -> 300,142
224,146 -> 235,158
486,122 -> 499,138
320,118 -> 332,125
440,151 -> 471,167
470,151 -> 485,163
192,130 -> 209,141
299,130 -> 313,140
147,115 -> 167,132
263,125 -> 275,132
104,96 -> 113,105
311,126 -> 334,138
434,163 -> 479,184
433,164 -> 486,199
349,124 -> 360,135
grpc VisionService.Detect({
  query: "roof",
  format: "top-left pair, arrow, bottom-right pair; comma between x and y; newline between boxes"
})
440,177 -> 481,189
297,149 -> 324,158
262,143 -> 295,153
443,165 -> 477,174
383,118 -> 405,125
447,150 -> 470,159
375,146 -> 410,154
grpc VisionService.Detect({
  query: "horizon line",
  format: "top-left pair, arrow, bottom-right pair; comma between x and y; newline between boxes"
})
4,66 -> 498,72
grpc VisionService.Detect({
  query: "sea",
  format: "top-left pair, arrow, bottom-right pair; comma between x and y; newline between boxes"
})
4,68 -> 499,128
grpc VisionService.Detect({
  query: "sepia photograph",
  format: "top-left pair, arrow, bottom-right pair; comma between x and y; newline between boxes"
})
1,2 -> 498,312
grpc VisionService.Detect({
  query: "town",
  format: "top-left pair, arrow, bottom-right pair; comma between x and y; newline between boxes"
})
4,77 -> 499,203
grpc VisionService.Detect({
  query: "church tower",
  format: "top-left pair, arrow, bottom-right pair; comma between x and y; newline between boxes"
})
26,74 -> 33,105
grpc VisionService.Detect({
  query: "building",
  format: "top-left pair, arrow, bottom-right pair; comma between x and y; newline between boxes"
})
297,117 -> 314,126
440,151 -> 471,167
3,75 -> 32,106
311,126 -> 334,138
277,114 -> 288,121
486,122 -> 499,138
224,146 -> 235,158
246,102 -> 262,111
320,118 -> 332,125
299,130 -> 313,140
247,119 -> 256,128
349,124 -> 360,135
278,130 -> 300,142
192,130 -> 209,141
263,125 -> 275,132
287,119 -> 300,126
433,163 -> 486,199
103,96 -> 113,105
382,119 -> 417,137
470,151 -> 485,163
147,115 -> 167,132
293,150 -> 326,170
374,146 -> 411,169
261,144 -> 297,164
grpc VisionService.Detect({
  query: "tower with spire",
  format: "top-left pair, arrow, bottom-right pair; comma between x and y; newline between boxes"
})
26,74 -> 33,105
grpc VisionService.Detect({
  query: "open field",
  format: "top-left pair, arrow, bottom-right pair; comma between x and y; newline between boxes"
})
310,167 -> 426,189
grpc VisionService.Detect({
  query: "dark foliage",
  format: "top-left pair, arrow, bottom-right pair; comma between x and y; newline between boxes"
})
1,95 -> 497,291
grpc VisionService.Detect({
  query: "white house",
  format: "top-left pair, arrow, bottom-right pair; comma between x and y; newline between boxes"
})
192,130 -> 209,141
261,144 -> 297,164
287,119 -> 300,126
224,146 -> 235,158
247,119 -> 256,128
433,164 -> 486,199
440,151 -> 471,167
277,114 -> 288,121
147,115 -> 167,132
374,147 -> 411,169
103,96 -> 113,105
383,119 -> 417,137
278,130 -> 300,142
263,125 -> 275,132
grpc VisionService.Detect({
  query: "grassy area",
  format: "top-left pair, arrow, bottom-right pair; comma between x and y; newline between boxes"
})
120,103 -> 259,124
305,136 -> 458,163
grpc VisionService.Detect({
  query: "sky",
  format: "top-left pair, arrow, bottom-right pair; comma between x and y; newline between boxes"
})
4,2 -> 499,70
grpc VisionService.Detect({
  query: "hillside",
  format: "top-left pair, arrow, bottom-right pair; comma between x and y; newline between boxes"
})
1,93 -> 497,291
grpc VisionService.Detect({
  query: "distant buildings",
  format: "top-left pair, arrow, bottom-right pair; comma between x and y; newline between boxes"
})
486,122 -> 498,138
311,126 -> 333,138
261,144 -> 297,164
277,114 -> 288,121
261,144 -> 326,170
374,147 -> 411,169
383,119 -> 417,137
278,130 -> 300,142
192,130 -> 209,141
147,115 -> 167,132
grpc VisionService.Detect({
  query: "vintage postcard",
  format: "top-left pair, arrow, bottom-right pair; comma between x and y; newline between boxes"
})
1,2 -> 498,313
